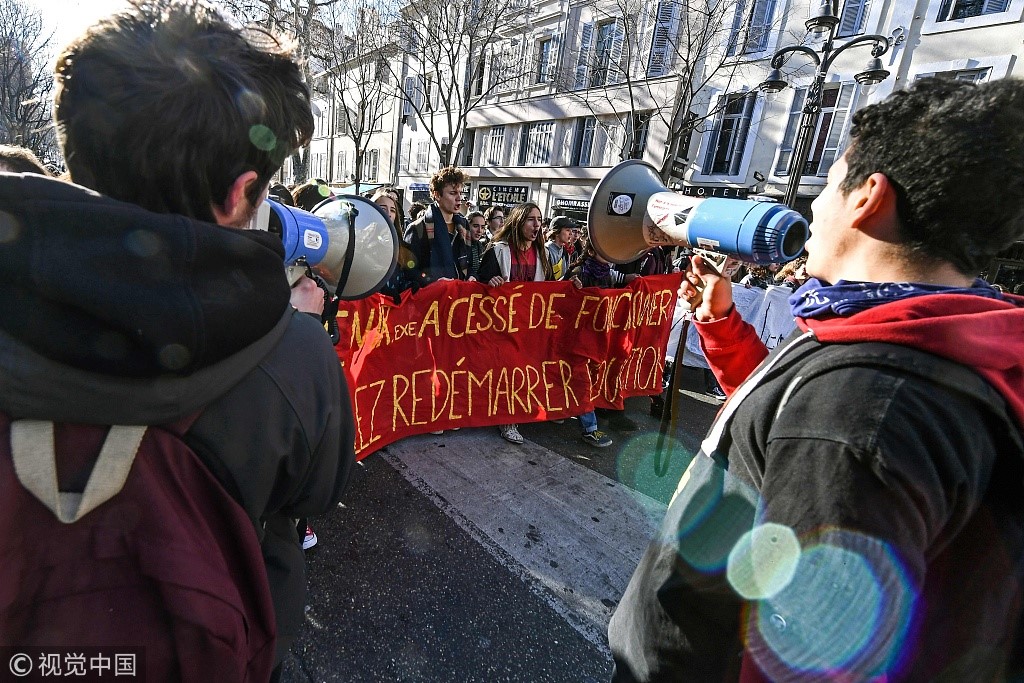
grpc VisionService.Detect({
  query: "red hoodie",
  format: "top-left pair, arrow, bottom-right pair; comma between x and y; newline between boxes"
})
695,292 -> 1024,429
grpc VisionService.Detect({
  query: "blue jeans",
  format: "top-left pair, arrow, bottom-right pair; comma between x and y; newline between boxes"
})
580,410 -> 597,434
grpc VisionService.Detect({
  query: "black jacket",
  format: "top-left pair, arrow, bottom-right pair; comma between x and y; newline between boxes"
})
609,332 -> 1024,681
403,204 -> 469,284
0,173 -> 355,662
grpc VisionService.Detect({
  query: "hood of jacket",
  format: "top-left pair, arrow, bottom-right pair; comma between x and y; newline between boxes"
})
796,292 -> 1024,428
0,172 -> 294,423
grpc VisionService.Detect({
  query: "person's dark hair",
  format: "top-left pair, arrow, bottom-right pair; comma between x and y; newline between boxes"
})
291,180 -> 332,211
466,210 -> 485,224
0,145 -> 51,175
409,202 -> 427,221
54,0 -> 314,222
841,77 -> 1024,275
484,205 -> 505,221
489,202 -> 553,280
430,166 -> 466,195
268,182 -> 294,206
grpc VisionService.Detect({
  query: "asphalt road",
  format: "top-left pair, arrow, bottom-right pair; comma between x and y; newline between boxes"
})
280,370 -> 720,682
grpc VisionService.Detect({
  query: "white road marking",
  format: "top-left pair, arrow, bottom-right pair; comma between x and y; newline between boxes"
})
382,430 -> 667,654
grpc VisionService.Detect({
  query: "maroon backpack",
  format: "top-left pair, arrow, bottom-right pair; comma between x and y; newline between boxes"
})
0,414 -> 276,682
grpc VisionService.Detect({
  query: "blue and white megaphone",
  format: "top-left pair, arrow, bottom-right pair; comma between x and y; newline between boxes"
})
587,160 -> 807,265
255,194 -> 399,300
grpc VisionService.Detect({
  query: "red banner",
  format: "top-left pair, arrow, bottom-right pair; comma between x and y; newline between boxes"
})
335,274 -> 682,458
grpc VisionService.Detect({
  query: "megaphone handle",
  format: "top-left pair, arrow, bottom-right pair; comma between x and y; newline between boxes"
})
285,264 -> 306,287
336,210 -> 357,298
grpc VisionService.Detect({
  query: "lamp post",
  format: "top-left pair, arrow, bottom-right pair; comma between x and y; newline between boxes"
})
760,0 -> 893,209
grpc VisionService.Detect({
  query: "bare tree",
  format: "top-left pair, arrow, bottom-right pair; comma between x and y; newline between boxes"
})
559,0 -> 774,181
655,0 -> 764,183
221,0 -> 342,183
379,0 -> 536,168
315,2 -> 397,193
0,0 -> 58,166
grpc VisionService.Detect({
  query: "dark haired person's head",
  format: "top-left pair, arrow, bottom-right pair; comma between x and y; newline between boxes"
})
291,180 -> 333,211
837,77 -> 1024,276
430,166 -> 466,216
0,145 -> 51,175
268,182 -> 294,206
54,0 -> 314,224
409,202 -> 427,221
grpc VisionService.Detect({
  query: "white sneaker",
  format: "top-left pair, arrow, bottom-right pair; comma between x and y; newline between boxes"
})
430,430 -> 444,435
499,424 -> 524,444
302,525 -> 318,550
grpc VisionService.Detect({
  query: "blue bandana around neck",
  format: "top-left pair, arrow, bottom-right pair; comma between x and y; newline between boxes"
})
789,277 -> 1004,319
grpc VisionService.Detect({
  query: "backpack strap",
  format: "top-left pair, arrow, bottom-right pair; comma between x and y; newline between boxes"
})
10,421 -> 146,524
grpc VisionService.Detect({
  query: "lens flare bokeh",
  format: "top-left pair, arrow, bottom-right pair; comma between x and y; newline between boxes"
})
746,529 -> 916,681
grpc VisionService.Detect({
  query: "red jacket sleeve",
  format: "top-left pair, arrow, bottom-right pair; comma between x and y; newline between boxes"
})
693,307 -> 768,395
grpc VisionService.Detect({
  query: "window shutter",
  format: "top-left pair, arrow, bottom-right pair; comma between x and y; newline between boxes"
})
605,19 -> 626,84
982,0 -> 1010,12
575,22 -> 595,90
403,76 -> 416,114
648,1 -> 680,77
837,0 -> 869,37
775,88 -> 805,175
547,35 -> 562,82
726,0 -> 746,56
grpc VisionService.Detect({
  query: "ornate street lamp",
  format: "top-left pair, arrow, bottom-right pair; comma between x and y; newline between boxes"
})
759,0 -> 892,209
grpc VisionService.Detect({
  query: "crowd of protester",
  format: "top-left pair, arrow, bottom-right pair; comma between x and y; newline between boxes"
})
4,2 -> 1022,679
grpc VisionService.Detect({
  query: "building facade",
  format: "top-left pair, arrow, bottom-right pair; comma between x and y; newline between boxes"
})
301,0 -> 1022,227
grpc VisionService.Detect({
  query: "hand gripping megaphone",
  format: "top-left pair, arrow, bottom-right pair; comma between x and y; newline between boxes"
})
587,160 -> 808,265
254,194 -> 399,300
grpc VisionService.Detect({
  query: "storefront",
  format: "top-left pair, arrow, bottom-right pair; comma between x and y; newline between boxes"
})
407,182 -> 431,207
551,197 -> 591,225
475,183 -> 530,209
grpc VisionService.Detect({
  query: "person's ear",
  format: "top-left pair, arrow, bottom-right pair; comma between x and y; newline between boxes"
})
850,172 -> 899,236
211,170 -> 261,228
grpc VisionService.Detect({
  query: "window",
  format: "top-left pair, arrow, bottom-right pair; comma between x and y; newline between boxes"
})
944,67 -> 991,81
774,83 -> 855,177
421,74 -> 440,111
571,116 -> 598,166
727,0 -> 778,56
701,91 -> 756,176
537,38 -> 553,84
403,76 -> 423,114
462,130 -> 477,166
518,121 -> 555,166
602,125 -> 623,166
486,126 -> 505,165
365,149 -> 379,182
313,103 -> 329,138
626,113 -> 651,160
335,106 -> 349,136
592,19 -> 623,87
836,0 -> 871,37
936,0 -> 1009,20
337,150 -> 348,179
648,1 -> 681,77
376,55 -> 390,84
472,53 -> 486,95
415,140 -> 430,173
